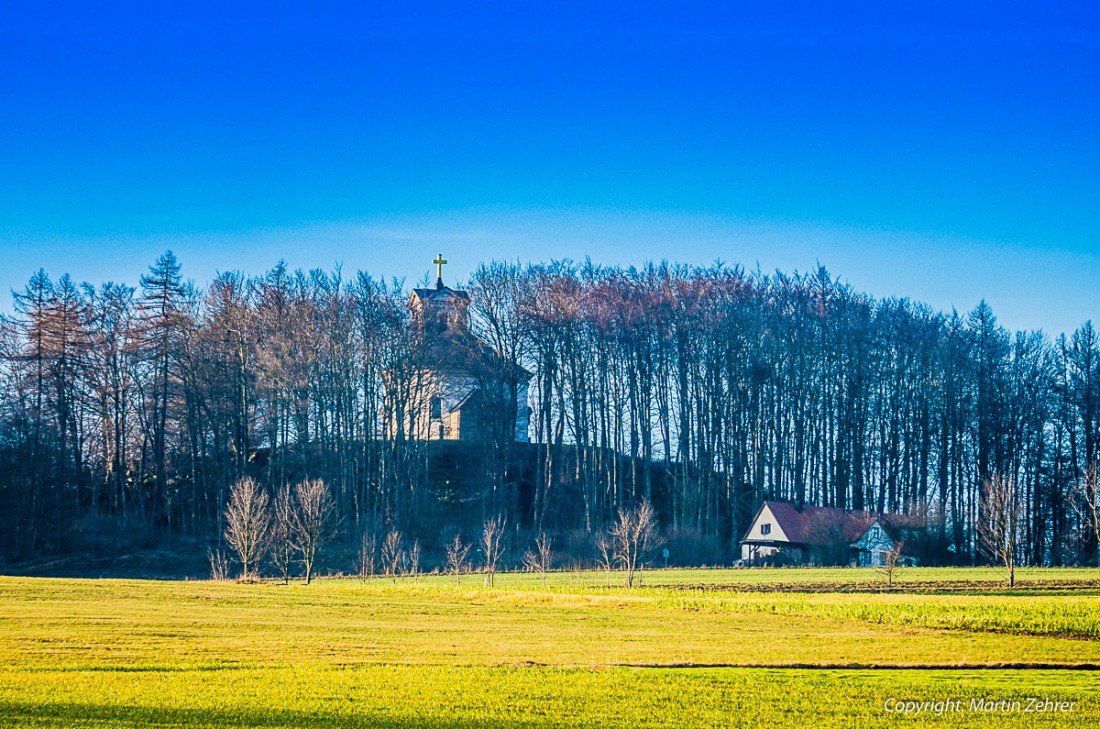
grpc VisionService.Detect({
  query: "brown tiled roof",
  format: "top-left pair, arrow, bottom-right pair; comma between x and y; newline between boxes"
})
756,500 -> 877,545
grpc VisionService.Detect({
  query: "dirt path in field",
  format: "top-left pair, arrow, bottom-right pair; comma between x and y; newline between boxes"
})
650,579 -> 1100,594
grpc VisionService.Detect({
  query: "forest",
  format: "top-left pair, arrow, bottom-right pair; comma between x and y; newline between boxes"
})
0,251 -> 1098,573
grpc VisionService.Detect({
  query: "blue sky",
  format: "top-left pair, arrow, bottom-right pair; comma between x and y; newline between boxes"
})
1,2 -> 1098,334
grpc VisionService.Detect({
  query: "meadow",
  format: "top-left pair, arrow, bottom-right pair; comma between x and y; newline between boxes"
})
2,568 -> 1099,727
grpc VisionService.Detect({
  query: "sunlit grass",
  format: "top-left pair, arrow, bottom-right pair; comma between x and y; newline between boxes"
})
1,568 -> 1098,726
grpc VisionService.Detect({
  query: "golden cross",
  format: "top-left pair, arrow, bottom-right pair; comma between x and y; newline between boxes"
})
433,253 -> 447,281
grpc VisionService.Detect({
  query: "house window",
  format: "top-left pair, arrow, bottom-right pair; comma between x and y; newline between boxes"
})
760,523 -> 771,536
430,396 -> 442,419
871,526 -> 881,540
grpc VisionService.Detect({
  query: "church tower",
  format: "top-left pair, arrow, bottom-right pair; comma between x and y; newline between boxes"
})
408,254 -> 471,336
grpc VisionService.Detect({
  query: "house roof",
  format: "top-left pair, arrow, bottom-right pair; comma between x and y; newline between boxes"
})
744,500 -> 876,546
857,516 -> 921,555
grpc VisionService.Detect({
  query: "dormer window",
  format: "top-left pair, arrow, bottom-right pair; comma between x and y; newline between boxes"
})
760,523 -> 771,536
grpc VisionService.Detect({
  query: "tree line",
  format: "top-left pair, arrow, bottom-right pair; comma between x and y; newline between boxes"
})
0,251 -> 1098,570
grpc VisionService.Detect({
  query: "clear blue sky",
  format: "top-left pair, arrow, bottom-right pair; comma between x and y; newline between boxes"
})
1,2 -> 1097,334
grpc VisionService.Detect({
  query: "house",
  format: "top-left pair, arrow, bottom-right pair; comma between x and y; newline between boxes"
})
739,500 -> 920,566
389,255 -> 531,443
850,517 -> 918,567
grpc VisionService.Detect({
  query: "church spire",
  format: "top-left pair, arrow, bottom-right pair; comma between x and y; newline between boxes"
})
433,253 -> 447,290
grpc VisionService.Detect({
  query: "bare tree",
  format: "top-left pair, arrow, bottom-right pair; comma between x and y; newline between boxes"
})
481,516 -> 507,586
223,476 -> 270,580
270,484 -> 295,584
595,533 -> 614,588
522,531 -> 553,585
356,529 -> 378,578
610,500 -> 660,588
207,547 -> 229,581
291,478 -> 336,585
408,539 -> 422,582
381,529 -> 405,583
878,542 -> 904,588
445,532 -> 471,584
1069,463 -> 1100,566
977,474 -> 1022,587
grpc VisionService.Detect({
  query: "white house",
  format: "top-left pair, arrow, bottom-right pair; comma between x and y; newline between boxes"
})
740,500 -> 920,566
850,518 -> 918,567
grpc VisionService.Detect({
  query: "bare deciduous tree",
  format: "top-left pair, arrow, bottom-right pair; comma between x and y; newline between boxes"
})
356,529 -> 378,578
381,529 -> 404,583
445,532 -> 471,584
223,476 -> 270,580
481,516 -> 507,586
407,539 -> 422,582
291,478 -> 336,585
977,474 -> 1022,587
878,542 -> 904,588
610,500 -> 660,588
595,533 -> 614,588
207,547 -> 229,581
522,532 -> 553,585
271,484 -> 295,584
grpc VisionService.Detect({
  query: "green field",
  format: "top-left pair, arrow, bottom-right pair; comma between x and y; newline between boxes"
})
2,568 -> 1099,727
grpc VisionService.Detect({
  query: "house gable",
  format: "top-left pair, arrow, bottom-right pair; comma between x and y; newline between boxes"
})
743,503 -> 791,544
853,519 -> 895,552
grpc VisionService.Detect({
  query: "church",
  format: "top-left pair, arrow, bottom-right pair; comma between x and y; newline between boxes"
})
395,255 -> 531,443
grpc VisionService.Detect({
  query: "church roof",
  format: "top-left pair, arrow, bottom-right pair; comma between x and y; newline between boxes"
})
424,332 -> 533,381
410,282 -> 470,301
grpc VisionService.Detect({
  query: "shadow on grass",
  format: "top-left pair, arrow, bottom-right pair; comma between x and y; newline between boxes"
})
0,701 -> 542,728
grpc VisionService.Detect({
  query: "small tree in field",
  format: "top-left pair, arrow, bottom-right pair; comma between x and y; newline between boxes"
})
381,529 -> 405,583
1068,462 -> 1100,566
291,478 -> 336,585
977,473 -> 1022,588
407,539 -> 422,582
223,476 -> 270,580
445,533 -> 471,584
522,532 -> 553,585
595,533 -> 614,588
356,529 -> 378,578
878,542 -> 904,588
271,484 -> 295,584
610,500 -> 661,588
207,547 -> 229,581
481,516 -> 507,586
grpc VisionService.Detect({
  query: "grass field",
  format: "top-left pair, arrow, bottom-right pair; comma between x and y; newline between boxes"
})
2,568 -> 1098,727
